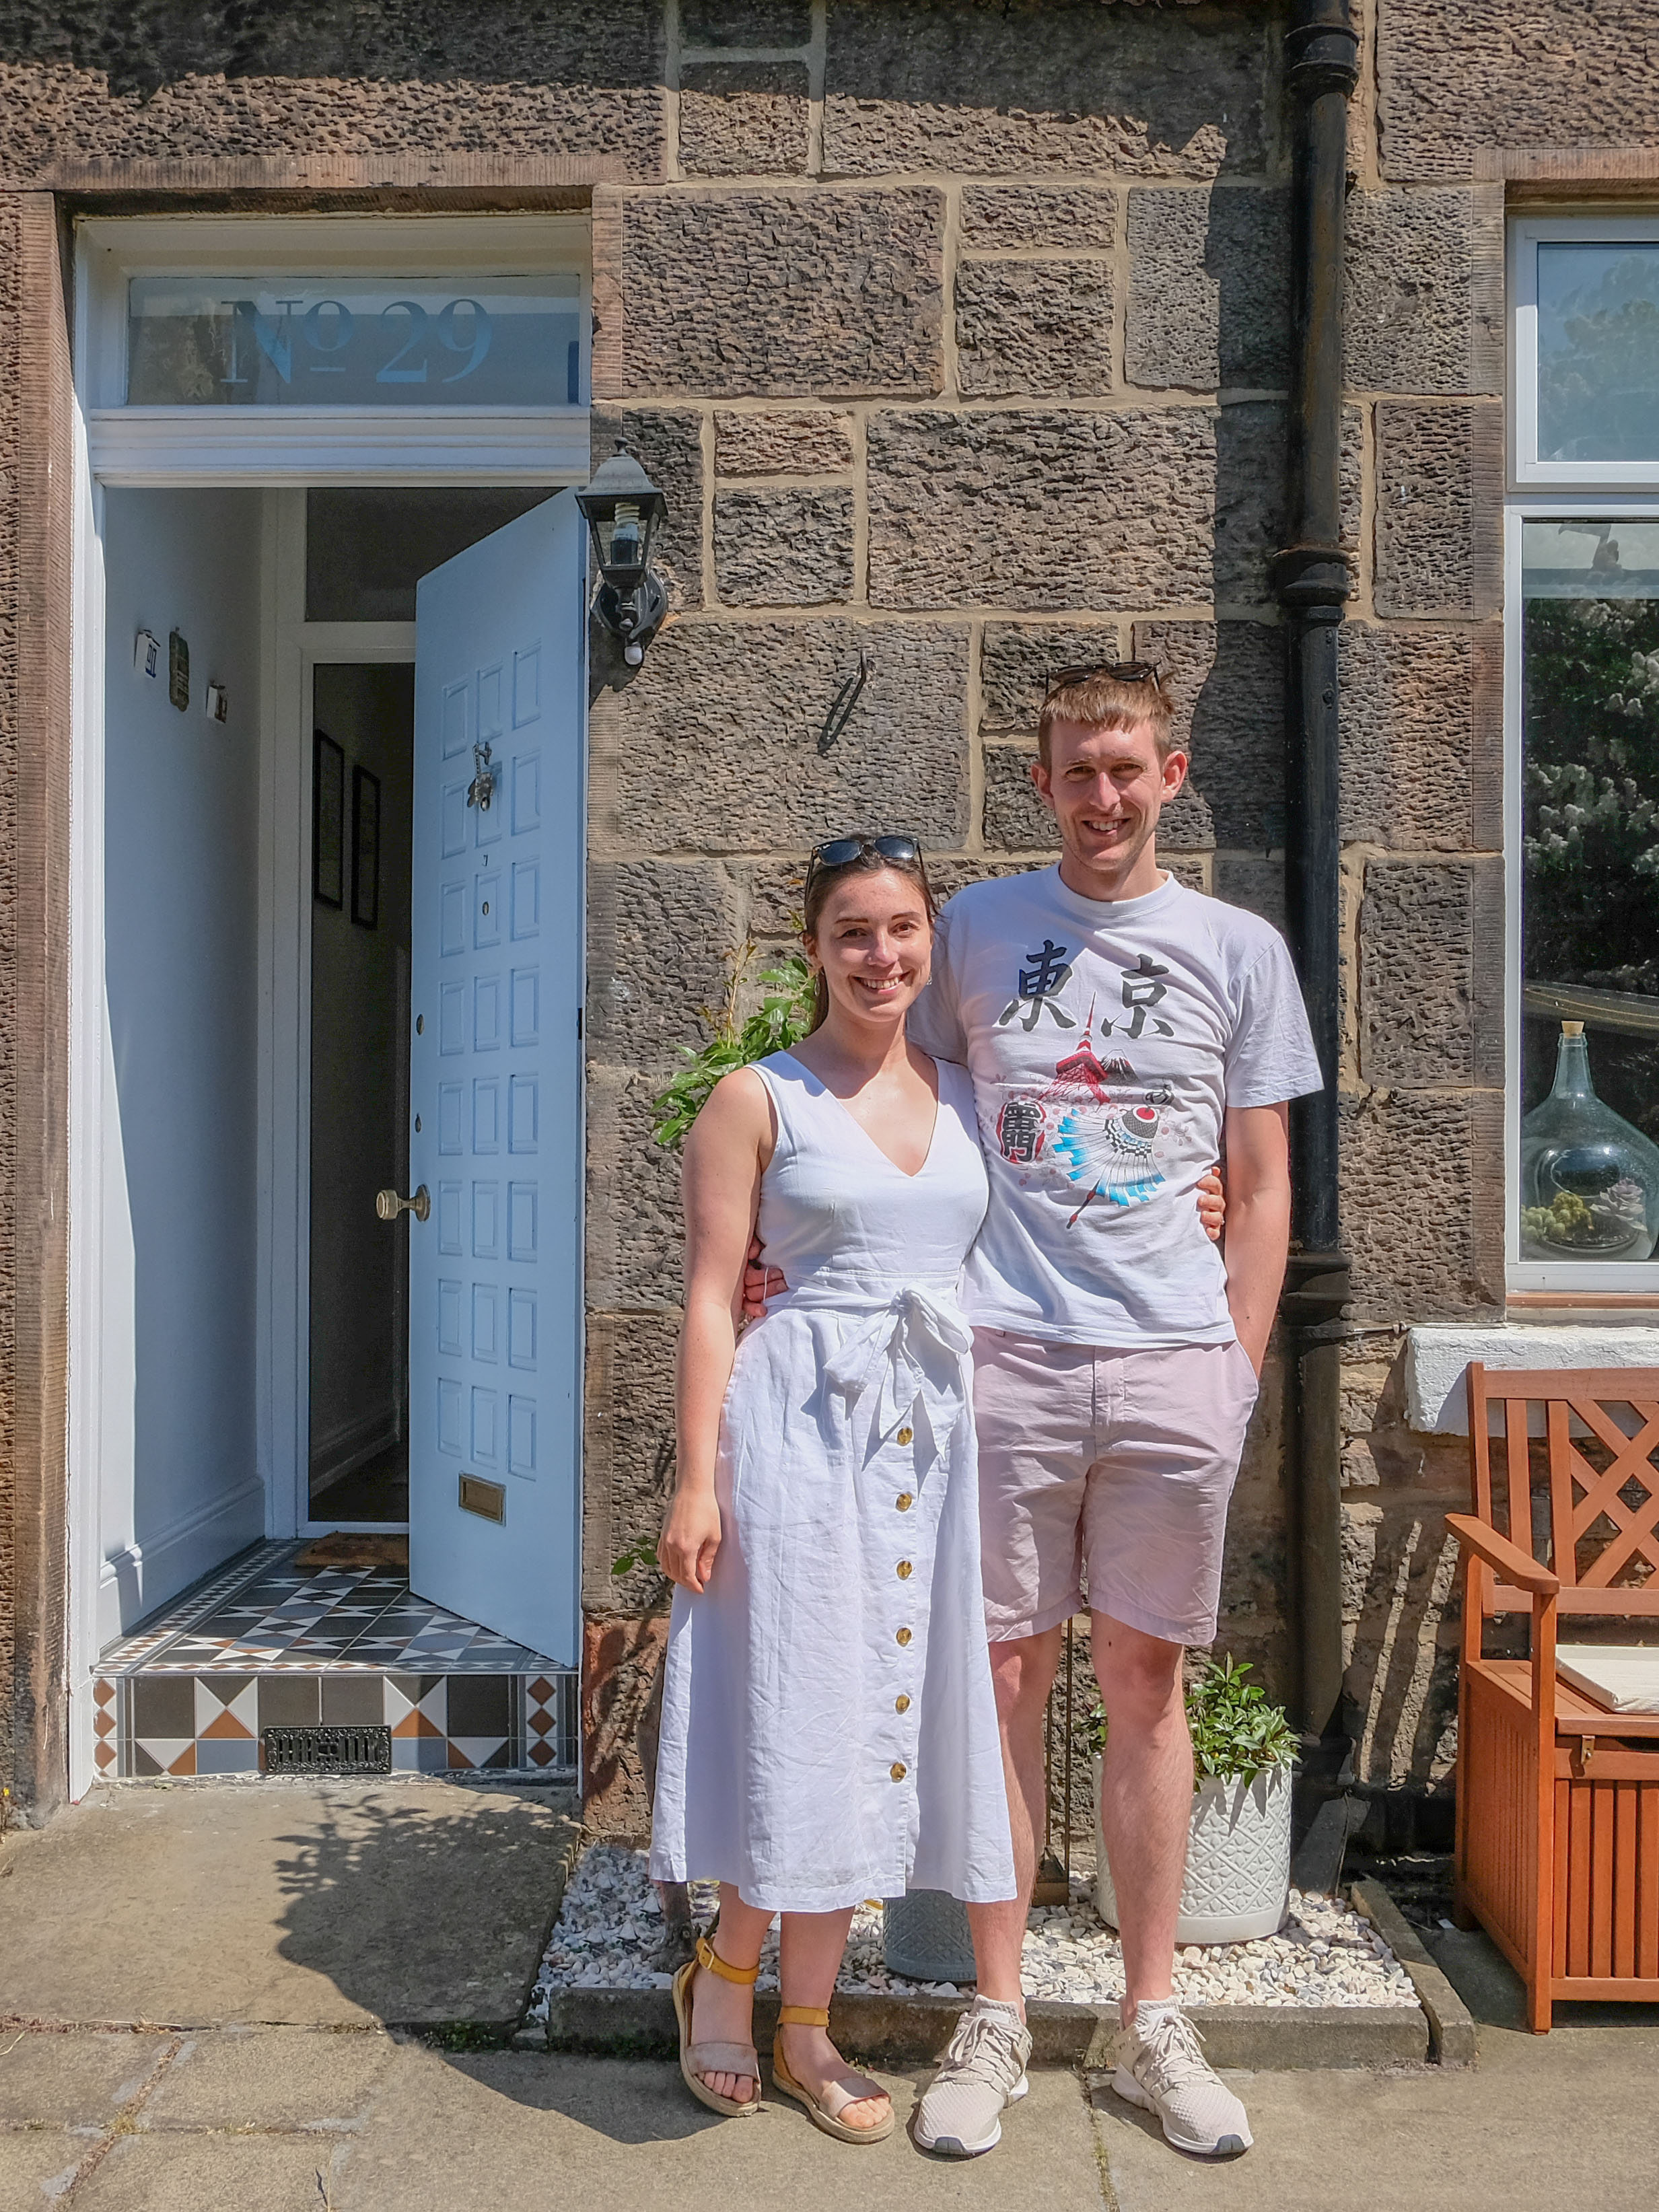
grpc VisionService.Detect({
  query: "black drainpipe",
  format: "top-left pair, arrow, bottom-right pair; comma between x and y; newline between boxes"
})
1273,0 -> 1358,1748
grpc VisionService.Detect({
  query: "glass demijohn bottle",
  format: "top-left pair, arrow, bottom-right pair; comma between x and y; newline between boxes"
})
1520,1022 -> 1659,1262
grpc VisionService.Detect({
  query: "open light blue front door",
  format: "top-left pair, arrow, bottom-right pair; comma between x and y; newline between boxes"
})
409,494 -> 585,1663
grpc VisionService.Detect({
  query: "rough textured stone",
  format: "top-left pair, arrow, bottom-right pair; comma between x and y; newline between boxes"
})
1341,1090 -> 1505,1322
982,748 -> 1055,853
715,410 -> 855,475
979,623 -> 1125,732
620,188 -> 945,398
1378,0 -> 1659,180
581,1612 -> 668,1832
680,62 -> 810,176
1209,402 -> 1364,610
1345,188 -> 1503,397
587,859 -> 739,1062
1359,857 -> 1504,1089
598,619 -> 970,849
1375,402 -> 1503,620
959,184 -> 1117,253
1211,850 -> 1286,932
586,1067 -> 684,1314
589,408 -> 705,613
584,1314 -> 680,1618
954,259 -> 1115,398
1133,619 -> 1285,848
1339,623 -> 1503,852
714,487 -> 855,604
684,0 -> 813,46
823,0 -> 1269,178
0,3 -> 667,178
868,408 -> 1216,611
1125,186 -> 1290,392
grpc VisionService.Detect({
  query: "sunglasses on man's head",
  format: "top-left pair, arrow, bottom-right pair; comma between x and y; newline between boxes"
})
806,833 -> 922,884
1046,659 -> 1166,695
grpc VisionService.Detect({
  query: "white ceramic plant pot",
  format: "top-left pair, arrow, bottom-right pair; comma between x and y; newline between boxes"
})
1094,1752 -> 1292,1946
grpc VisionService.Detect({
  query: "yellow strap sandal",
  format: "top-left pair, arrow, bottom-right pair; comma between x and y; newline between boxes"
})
771,2005 -> 895,2145
672,1933 -> 763,2118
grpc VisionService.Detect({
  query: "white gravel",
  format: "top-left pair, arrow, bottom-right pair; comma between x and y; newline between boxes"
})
528,1844 -> 1418,2021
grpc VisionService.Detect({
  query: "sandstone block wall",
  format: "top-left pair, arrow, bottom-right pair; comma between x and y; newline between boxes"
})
1,0 -> 1658,1818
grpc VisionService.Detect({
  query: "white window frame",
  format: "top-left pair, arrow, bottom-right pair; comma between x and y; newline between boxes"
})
77,213 -> 592,486
1506,215 -> 1659,1291
1510,215 -> 1659,488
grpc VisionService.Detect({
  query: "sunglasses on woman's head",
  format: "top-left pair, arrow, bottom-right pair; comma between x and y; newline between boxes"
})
806,833 -> 922,886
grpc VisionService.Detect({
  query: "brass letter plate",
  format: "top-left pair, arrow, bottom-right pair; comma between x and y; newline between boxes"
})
459,1473 -> 506,1524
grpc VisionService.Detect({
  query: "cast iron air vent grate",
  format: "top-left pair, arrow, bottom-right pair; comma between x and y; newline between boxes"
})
262,1724 -> 392,1776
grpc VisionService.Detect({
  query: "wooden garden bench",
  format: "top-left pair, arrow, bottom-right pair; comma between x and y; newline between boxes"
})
1449,1363 -> 1659,2032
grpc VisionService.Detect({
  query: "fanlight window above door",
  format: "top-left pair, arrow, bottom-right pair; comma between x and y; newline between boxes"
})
78,215 -> 590,487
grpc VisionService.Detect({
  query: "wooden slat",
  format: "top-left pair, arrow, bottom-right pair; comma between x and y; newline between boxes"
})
1547,1398 -> 1574,1580
1591,1785 -> 1616,1978
1504,1396 -> 1532,1556
1639,1792 -> 1659,1982
1491,1586 -> 1659,1618
1551,1975 -> 1659,1999
1615,1785 -> 1638,1978
1554,1779 -> 1572,1976
1553,1749 -> 1659,1781
1569,1785 -> 1592,1980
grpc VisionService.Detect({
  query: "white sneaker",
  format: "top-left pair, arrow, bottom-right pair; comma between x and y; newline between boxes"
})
913,1996 -> 1032,2157
1111,2000 -> 1252,2157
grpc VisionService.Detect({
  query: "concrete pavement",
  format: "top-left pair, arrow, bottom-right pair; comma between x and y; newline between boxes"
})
3,1781 -> 1657,2210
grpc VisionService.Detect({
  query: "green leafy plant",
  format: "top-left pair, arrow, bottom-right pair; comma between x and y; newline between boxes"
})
610,1539 -> 660,1581
1085,1657 -> 1296,1789
650,939 -> 816,1148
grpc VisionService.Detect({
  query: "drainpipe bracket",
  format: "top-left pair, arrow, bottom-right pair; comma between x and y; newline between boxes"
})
1280,1249 -> 1351,1332
1271,542 -> 1354,610
1284,9 -> 1360,104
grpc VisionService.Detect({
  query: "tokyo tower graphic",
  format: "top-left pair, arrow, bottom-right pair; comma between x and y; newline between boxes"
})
997,1001 -> 1166,1228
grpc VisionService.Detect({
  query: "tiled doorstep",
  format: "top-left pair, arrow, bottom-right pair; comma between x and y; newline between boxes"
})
92,1668 -> 577,1779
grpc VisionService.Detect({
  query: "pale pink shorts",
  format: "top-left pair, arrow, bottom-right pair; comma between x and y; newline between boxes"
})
972,1330 -> 1260,1649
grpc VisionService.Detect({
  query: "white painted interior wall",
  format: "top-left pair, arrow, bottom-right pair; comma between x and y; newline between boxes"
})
99,487 -> 264,1640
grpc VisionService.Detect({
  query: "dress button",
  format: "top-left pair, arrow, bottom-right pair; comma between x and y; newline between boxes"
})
896,1560 -> 913,1579
890,1762 -> 907,1781
895,1694 -> 911,1713
896,1493 -> 914,1511
896,1627 -> 912,1646
896,1427 -> 913,1446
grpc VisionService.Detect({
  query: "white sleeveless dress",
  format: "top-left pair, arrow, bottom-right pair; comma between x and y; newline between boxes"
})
650,1050 -> 1017,1915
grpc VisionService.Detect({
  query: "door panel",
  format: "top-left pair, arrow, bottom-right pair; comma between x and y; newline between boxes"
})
409,494 -> 584,1661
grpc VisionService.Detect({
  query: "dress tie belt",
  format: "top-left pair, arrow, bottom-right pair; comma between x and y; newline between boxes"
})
782,1281 -> 973,1446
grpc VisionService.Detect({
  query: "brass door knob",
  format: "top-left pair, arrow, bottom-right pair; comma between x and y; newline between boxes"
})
376,1184 -> 430,1223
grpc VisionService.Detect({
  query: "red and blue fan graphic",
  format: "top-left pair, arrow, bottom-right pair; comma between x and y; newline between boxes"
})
996,1005 -> 1167,1227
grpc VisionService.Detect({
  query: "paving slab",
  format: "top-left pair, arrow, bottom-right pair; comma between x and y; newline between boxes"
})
331,2046 -> 1106,2211
1091,2021 -> 1659,2212
140,2026 -> 398,2131
0,2026 -> 175,2127
0,1780 -> 578,2030
73,2129 -> 347,2212
0,2130 -> 87,2203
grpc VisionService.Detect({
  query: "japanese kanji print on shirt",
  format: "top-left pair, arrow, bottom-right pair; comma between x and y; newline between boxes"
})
907,869 -> 1323,1351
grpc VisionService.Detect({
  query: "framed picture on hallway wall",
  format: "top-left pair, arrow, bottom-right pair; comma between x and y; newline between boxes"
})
312,729 -> 344,909
351,764 -> 380,930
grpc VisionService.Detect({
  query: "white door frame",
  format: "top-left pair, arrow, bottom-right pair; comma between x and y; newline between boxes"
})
66,215 -> 590,1797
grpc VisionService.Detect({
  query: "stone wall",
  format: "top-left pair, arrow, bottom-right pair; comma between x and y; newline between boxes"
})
1,0 -> 1659,1815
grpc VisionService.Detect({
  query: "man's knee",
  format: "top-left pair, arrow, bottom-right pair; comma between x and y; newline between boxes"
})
1092,1613 -> 1185,1726
988,1627 -> 1063,1727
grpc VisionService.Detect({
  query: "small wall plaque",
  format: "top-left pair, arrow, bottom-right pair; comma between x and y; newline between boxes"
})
459,1473 -> 506,1524
168,629 -> 189,712
133,629 -> 160,680
204,680 -> 229,724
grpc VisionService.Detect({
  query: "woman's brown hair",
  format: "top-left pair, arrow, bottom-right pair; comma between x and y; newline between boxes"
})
802,844 -> 936,1034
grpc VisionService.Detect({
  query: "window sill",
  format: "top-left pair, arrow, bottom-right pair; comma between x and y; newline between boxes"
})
1405,1321 -> 1659,1434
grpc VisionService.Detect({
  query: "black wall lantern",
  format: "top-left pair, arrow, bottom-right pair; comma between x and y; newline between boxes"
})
576,447 -> 670,666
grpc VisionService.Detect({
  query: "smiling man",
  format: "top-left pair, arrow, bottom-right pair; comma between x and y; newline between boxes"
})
905,663 -> 1322,2163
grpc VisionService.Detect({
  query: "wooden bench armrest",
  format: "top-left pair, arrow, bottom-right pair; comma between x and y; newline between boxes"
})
1446,1513 -> 1560,1596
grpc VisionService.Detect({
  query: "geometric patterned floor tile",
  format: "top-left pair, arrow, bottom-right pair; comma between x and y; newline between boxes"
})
94,1540 -> 577,1780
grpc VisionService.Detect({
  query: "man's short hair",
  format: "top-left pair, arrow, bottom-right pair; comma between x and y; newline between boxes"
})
1036,667 -> 1177,766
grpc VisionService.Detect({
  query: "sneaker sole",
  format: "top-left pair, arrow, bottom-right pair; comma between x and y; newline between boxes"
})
915,2073 -> 1029,2159
1110,2067 -> 1252,2158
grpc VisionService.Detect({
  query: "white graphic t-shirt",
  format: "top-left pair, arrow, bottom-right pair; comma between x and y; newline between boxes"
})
907,869 -> 1323,1349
